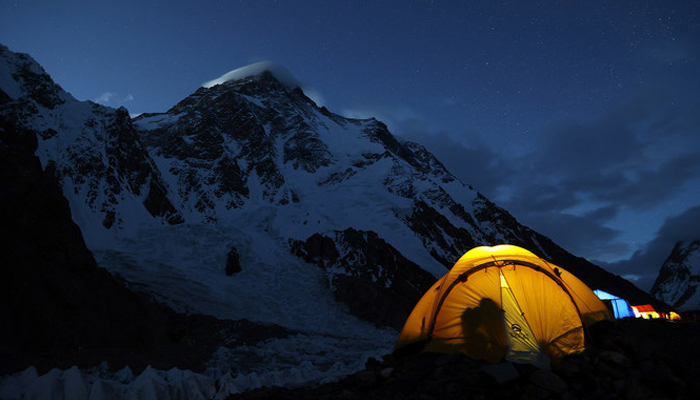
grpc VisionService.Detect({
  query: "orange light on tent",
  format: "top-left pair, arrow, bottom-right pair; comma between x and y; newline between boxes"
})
394,245 -> 615,369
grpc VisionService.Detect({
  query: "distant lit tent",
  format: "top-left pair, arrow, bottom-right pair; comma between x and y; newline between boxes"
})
394,245 -> 614,369
668,311 -> 682,321
633,304 -> 660,319
593,289 -> 636,319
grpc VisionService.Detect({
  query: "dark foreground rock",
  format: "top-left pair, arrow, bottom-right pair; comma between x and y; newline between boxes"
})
228,318 -> 700,400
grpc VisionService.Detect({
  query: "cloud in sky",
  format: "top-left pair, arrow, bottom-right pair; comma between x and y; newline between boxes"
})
514,110 -> 700,217
394,85 -> 700,289
202,61 -> 301,89
93,92 -> 134,106
302,86 -> 325,107
604,205 -> 700,291
94,92 -> 115,104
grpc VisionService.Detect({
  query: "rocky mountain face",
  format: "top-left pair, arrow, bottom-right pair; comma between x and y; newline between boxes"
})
0,77 -> 290,375
0,43 -> 663,345
0,45 -> 182,234
650,240 -> 700,311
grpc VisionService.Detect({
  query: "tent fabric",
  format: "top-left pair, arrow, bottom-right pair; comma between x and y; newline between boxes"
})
593,289 -> 636,319
499,271 -> 550,369
633,304 -> 660,319
395,245 -> 614,368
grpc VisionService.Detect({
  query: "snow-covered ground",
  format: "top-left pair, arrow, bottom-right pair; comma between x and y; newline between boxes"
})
1,331 -> 394,400
0,217 -> 398,399
99,221 -> 406,336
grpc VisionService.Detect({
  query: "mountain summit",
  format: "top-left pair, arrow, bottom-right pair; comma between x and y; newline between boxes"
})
202,61 -> 302,89
1,43 -> 660,328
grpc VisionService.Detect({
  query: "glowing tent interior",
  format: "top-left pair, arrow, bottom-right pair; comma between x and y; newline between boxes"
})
593,289 -> 637,319
633,304 -> 660,319
394,245 -> 614,369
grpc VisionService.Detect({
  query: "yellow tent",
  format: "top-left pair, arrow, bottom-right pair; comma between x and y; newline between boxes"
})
394,245 -> 614,369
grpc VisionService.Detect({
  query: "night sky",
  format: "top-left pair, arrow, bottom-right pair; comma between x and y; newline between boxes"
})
2,0 -> 699,290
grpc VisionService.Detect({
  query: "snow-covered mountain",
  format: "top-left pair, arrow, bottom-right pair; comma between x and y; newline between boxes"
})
0,41 -> 661,333
651,240 -> 700,311
0,44 -> 665,396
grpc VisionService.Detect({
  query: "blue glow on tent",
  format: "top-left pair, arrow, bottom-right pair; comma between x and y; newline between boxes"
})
594,289 -> 636,319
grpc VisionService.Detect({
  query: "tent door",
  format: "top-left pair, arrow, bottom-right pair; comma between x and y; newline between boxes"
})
500,271 -> 550,369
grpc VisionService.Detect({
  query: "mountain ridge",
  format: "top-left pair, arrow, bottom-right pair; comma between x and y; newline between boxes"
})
0,87 -> 291,376
1,43 -> 675,378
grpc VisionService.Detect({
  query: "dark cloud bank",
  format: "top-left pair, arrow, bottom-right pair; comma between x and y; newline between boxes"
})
399,87 -> 700,291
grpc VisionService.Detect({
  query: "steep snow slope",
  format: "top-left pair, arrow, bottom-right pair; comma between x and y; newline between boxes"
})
651,240 -> 700,310
0,45 -> 182,244
92,222 -> 396,336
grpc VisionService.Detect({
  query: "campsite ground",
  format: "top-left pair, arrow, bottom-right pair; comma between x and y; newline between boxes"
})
228,318 -> 700,400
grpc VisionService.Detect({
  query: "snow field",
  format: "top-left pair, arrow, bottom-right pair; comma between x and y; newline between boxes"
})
1,328 -> 395,400
92,220 -> 385,337
0,365 -> 215,400
3,216 -> 398,399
